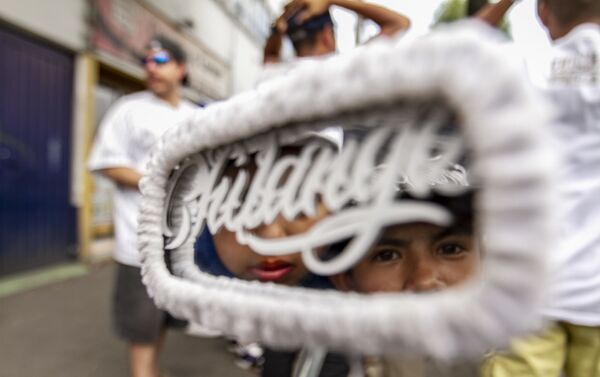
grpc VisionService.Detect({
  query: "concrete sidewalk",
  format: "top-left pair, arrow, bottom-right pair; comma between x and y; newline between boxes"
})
0,263 -> 254,377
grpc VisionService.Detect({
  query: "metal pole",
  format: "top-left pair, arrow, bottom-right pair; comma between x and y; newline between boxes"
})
292,347 -> 327,377
347,357 -> 366,377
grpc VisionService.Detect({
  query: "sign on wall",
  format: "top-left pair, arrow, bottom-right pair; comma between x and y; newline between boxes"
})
91,0 -> 230,99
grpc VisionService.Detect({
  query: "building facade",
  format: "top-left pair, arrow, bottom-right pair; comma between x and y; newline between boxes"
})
0,0 -> 272,275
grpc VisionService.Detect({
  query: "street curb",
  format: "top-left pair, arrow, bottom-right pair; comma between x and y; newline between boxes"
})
0,263 -> 89,299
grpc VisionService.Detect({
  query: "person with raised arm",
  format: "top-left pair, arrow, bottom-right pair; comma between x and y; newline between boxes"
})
264,0 -> 410,63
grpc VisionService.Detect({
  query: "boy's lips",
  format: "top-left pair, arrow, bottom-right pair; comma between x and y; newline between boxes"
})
249,261 -> 294,282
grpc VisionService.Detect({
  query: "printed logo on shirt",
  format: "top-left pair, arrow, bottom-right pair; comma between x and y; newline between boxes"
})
551,52 -> 599,85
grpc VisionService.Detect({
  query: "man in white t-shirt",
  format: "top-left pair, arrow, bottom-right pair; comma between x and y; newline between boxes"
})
482,1 -> 600,376
88,35 -> 197,377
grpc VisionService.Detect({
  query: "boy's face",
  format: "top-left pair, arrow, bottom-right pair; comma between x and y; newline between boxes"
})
332,222 -> 480,294
210,142 -> 335,286
142,48 -> 186,96
212,204 -> 328,286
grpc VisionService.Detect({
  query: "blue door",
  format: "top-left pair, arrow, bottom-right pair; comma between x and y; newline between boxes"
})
0,27 -> 76,276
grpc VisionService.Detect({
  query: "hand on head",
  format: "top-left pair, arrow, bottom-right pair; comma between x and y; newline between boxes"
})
276,0 -> 331,33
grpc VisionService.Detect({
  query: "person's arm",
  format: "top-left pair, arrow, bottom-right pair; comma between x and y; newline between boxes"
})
282,0 -> 410,37
263,29 -> 284,64
99,167 -> 143,190
330,0 -> 410,36
88,98 -> 142,190
473,0 -> 518,27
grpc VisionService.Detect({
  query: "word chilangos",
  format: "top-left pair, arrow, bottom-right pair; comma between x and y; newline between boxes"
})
163,123 -> 467,267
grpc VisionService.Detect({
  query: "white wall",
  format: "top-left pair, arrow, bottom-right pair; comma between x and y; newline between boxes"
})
145,0 -> 235,63
230,29 -> 263,94
266,0 -> 285,13
0,0 -> 87,50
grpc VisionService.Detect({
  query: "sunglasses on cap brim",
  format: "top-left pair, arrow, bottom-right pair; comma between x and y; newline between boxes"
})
141,50 -> 172,66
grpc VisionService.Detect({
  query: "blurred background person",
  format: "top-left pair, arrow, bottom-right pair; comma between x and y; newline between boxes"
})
482,1 -> 600,376
264,0 -> 411,63
87,35 -> 196,377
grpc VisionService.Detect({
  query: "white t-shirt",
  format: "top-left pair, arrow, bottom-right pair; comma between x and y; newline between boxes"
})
88,91 -> 197,267
541,24 -> 600,326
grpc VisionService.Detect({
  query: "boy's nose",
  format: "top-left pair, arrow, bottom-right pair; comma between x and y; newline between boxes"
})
145,62 -> 159,74
252,217 -> 287,239
405,260 -> 446,293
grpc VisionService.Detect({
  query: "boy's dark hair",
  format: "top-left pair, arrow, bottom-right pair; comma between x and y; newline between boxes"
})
286,11 -> 334,53
148,35 -> 187,63
325,190 -> 476,260
540,0 -> 600,26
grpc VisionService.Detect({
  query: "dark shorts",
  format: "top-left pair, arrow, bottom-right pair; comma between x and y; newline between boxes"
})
113,263 -> 186,344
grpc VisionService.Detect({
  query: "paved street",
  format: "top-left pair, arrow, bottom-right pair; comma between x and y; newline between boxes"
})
0,263 -> 254,377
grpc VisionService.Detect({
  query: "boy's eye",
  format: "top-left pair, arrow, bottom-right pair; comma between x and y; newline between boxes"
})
371,249 -> 402,262
437,243 -> 467,257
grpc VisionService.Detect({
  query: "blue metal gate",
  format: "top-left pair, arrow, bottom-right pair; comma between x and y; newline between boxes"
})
0,26 -> 76,276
